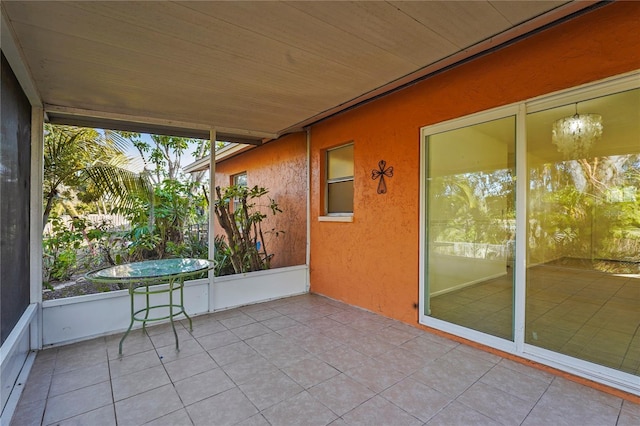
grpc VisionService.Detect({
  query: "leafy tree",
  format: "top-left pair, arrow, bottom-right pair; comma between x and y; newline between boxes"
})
213,185 -> 283,274
121,132 -> 212,184
43,124 -> 151,228
123,179 -> 208,260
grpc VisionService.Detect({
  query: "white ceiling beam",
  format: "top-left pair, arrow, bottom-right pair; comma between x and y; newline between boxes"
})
44,104 -> 278,142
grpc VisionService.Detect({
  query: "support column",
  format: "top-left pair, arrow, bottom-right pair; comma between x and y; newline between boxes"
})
30,106 -> 44,350
208,128 -> 216,312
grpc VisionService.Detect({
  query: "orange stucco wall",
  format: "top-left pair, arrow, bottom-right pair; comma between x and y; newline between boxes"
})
214,132 -> 307,269
308,2 -> 640,325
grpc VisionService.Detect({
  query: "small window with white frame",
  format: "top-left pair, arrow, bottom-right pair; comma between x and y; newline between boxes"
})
325,143 -> 354,215
232,172 -> 247,188
232,172 -> 247,211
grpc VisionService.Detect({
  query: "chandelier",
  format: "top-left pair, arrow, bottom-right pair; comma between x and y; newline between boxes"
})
551,104 -> 603,159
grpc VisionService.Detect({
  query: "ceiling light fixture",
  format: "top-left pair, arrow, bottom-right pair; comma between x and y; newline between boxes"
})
552,103 -> 603,159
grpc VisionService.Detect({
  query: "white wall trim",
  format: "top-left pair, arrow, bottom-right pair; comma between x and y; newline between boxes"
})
0,304 -> 37,420
317,215 -> 353,223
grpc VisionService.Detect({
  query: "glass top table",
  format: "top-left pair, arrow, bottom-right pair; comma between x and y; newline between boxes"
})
87,258 -> 215,282
86,258 -> 215,355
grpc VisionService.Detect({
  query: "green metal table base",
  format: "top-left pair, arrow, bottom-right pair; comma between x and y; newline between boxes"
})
85,258 -> 215,357
119,277 -> 193,355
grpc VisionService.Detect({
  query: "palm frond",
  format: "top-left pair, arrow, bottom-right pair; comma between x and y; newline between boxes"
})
83,165 -> 153,211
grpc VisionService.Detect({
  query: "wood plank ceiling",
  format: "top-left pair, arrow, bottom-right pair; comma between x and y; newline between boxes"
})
2,1 -> 585,142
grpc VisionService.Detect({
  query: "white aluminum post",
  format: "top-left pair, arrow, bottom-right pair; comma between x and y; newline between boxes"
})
305,128 -> 311,291
208,128 -> 216,312
30,107 -> 44,349
514,103 -> 527,353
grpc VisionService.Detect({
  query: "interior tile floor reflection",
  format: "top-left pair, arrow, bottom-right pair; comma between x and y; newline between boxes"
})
11,294 -> 640,426
430,259 -> 640,375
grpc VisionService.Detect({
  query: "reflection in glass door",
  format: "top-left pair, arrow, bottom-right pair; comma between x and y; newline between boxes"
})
425,116 -> 516,340
526,88 -> 640,375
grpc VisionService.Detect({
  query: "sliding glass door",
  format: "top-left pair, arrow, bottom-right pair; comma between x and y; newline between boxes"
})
525,88 -> 640,374
425,115 -> 516,341
421,81 -> 639,384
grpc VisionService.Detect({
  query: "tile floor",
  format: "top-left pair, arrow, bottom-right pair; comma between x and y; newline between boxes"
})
431,261 -> 640,374
10,294 -> 640,426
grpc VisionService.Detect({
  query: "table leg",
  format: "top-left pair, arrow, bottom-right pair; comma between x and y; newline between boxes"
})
142,283 -> 151,336
119,285 -> 136,356
169,277 -> 179,351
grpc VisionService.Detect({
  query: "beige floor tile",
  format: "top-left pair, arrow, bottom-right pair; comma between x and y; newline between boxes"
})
221,354 -> 279,385
163,351 -> 218,382
373,326 -> 416,346
411,349 -> 495,397
155,337 -> 206,364
316,346 -> 376,372
276,323 -> 314,340
10,293 -> 637,426
208,341 -> 258,366
29,352 -> 56,376
53,346 -> 108,375
457,381 -> 535,425
307,374 -> 375,416
375,347 -> 428,375
14,368 -> 52,405
342,395 -> 422,426
344,359 -> 406,393
381,378 -> 452,422
282,357 -> 340,389
621,400 -> 640,416
547,377 -> 623,409
260,315 -> 300,331
106,330 -> 154,355
617,409 -> 640,426
114,384 -> 183,426
262,391 -> 337,426
43,381 -> 112,425
187,318 -> 227,338
144,408 -> 193,426
49,361 -> 110,397
148,328 -> 194,349
425,401 -> 501,426
10,398 -> 46,426
111,364 -> 170,401
219,312 -> 256,330
347,335 -> 397,358
236,414 -> 270,426
231,322 -> 272,340
244,308 -> 281,322
144,321 -> 187,337
238,370 -> 304,410
455,343 -> 502,364
52,404 -> 116,426
496,358 -> 555,383
109,349 -> 162,378
319,325 -> 364,344
522,386 -> 620,426
196,330 -> 240,351
261,345 -> 313,368
173,368 -> 236,405
186,388 -> 258,426
479,365 -> 550,402
295,332 -> 343,355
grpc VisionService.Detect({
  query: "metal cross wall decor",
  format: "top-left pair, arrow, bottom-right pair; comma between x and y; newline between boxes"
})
371,160 -> 394,194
